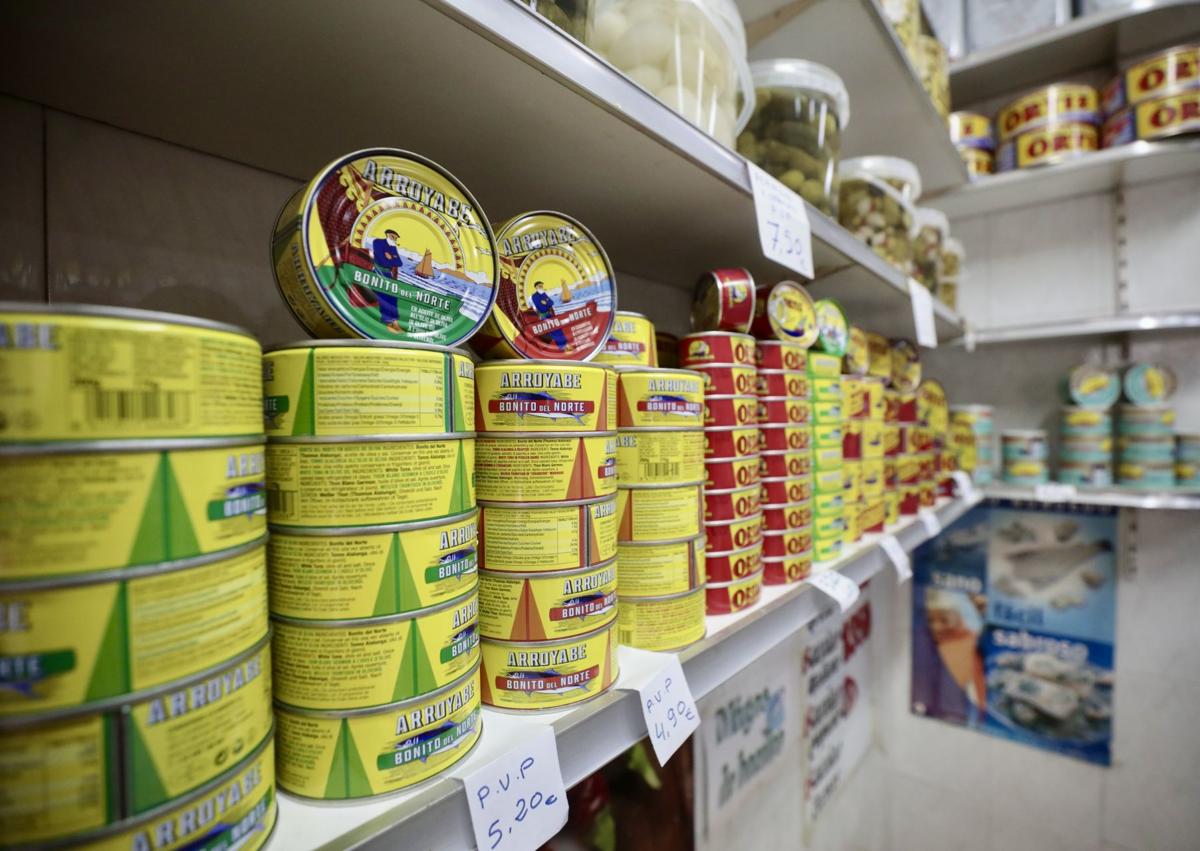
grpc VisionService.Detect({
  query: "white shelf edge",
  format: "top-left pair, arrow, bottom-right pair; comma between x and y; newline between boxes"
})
268,495 -> 977,851
985,484 -> 1200,510
951,311 -> 1200,345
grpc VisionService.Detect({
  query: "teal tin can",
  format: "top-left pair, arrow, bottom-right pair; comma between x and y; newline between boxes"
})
1062,365 -> 1120,409
1060,436 -> 1112,464
1176,460 -> 1200,488
1117,461 -> 1175,489
1058,462 -> 1112,488
1116,435 -> 1175,463
1060,406 -> 1111,438
1122,363 -> 1176,407
1001,429 -> 1048,461
1115,404 -> 1174,436
1175,434 -> 1200,464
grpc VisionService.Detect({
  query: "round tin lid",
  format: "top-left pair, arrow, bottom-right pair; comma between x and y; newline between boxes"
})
813,297 -> 849,357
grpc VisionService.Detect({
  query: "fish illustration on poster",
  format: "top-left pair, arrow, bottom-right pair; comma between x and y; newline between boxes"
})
911,499 -> 1117,765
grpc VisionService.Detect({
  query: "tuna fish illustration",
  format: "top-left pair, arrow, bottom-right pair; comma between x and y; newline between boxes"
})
495,391 -> 587,424
638,394 -> 702,416
552,592 -> 613,622
394,720 -> 462,764
504,668 -> 592,695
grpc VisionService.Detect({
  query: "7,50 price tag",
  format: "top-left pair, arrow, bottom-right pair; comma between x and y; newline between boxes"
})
748,162 -> 814,279
461,726 -> 568,851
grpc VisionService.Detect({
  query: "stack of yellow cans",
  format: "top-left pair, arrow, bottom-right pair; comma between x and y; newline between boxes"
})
0,304 -> 277,849
755,341 -> 814,586
595,310 -> 658,366
891,339 -> 923,517
809,350 -> 845,563
264,340 -> 481,800
473,360 -> 619,709
841,327 -> 888,543
614,365 -> 707,647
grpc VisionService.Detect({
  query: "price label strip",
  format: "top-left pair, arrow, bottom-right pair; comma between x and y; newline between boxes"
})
918,508 -> 942,538
461,725 -> 569,851
879,534 -> 912,582
618,647 -> 700,765
950,471 -> 980,504
748,162 -> 814,278
1035,482 -> 1078,502
806,569 -> 860,613
907,278 -> 938,349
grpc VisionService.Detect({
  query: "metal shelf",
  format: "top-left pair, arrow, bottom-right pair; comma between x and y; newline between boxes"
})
0,0 -> 964,341
264,495 -> 978,851
950,0 -> 1200,106
986,484 -> 1200,510
956,310 -> 1200,345
929,139 -> 1200,219
741,0 -> 969,194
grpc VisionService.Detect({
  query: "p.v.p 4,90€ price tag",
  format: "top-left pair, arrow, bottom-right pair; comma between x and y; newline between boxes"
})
461,725 -> 568,851
637,653 -> 699,765
748,162 -> 814,279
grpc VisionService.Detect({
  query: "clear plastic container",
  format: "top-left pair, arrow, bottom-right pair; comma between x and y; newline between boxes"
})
739,59 -> 851,217
526,0 -> 593,42
939,236 -> 964,309
912,34 -> 949,119
881,0 -> 920,53
912,207 -> 949,292
588,0 -> 753,147
838,157 -> 920,274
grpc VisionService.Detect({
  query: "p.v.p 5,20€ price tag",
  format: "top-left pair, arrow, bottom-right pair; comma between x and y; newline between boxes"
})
748,162 -> 814,279
461,725 -> 568,851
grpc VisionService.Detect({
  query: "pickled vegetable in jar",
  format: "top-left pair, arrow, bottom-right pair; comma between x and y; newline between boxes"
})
525,0 -> 594,41
838,156 -> 920,275
740,59 -> 850,218
588,0 -> 754,147
882,0 -> 920,52
912,34 -> 950,119
912,207 -> 949,292
941,236 -> 964,280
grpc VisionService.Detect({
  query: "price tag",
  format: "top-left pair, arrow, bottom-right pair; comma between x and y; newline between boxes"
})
907,278 -> 938,348
963,324 -> 977,353
807,570 -> 860,613
951,471 -> 979,503
461,726 -> 568,851
918,509 -> 942,538
747,162 -> 814,278
879,535 -> 912,582
1035,482 -> 1078,502
630,654 -> 699,765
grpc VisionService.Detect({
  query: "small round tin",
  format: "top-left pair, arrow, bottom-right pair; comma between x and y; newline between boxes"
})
704,540 -> 764,583
760,449 -> 811,478
697,363 -> 757,396
706,454 -> 762,489
617,482 -> 704,542
705,394 -> 758,427
475,359 -> 615,433
755,370 -> 810,398
762,527 -> 812,559
760,423 -> 811,453
761,475 -> 812,505
763,500 -> 812,533
616,534 -> 705,597
594,310 -> 657,366
475,432 -> 615,502
692,268 -> 756,332
617,367 -> 705,428
678,331 -> 757,367
843,325 -> 869,376
479,497 -> 616,573
756,340 -> 808,371
750,280 -> 819,345
757,396 -> 811,426
705,425 -> 762,458
890,339 -> 922,393
763,553 -> 813,585
705,568 -> 764,614
704,483 -> 762,522
478,560 -> 617,641
616,428 -> 706,485
480,621 -> 618,710
1063,365 -> 1121,409
1123,363 -> 1176,406
704,514 -> 764,552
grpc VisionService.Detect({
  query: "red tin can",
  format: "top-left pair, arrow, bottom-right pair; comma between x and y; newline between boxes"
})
763,500 -> 812,532
760,476 -> 811,505
704,395 -> 757,427
762,527 -> 812,559
759,449 -> 811,479
756,396 -> 811,426
704,425 -> 761,459
696,364 -> 757,396
679,331 -> 756,367
763,554 -> 812,585
754,370 -> 809,398
692,268 -> 757,333
704,514 -> 763,552
704,541 -> 763,583
705,455 -> 761,490
704,484 -> 761,522
760,423 -> 811,453
755,340 -> 808,371
705,568 -> 763,614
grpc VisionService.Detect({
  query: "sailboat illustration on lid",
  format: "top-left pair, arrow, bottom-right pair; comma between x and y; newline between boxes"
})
415,249 -> 435,279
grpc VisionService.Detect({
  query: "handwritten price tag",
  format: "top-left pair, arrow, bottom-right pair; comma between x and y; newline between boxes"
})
951,471 -> 979,503
1035,482 -> 1078,502
748,162 -> 814,278
918,509 -> 942,538
461,726 -> 568,851
807,570 -> 860,613
638,654 -> 700,764
908,278 -> 938,348
879,534 -> 912,582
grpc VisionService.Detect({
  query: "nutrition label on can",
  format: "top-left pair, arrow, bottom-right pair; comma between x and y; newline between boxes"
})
475,436 -> 615,502
273,621 -> 416,710
618,593 -> 705,650
616,541 -> 698,596
618,486 -> 702,541
481,505 -> 583,571
266,440 -> 474,527
313,349 -> 450,434
616,431 -> 704,485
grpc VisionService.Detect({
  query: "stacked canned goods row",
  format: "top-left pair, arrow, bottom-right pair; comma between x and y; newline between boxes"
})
1002,430 -> 1050,485
263,340 -> 482,799
887,339 -> 925,515
840,328 -> 887,547
0,304 -> 278,849
1101,44 -> 1200,150
917,379 -> 952,502
474,360 -> 620,709
805,301 -> 848,563
1177,435 -> 1200,488
950,404 -> 995,486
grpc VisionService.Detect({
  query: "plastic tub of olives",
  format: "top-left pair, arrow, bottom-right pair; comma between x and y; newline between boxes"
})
738,59 -> 850,218
912,206 -> 949,293
837,156 -> 921,275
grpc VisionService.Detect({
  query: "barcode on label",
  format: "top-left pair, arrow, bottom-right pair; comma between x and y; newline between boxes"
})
81,386 -> 192,423
619,628 -> 634,645
266,488 -> 297,516
640,461 -> 680,479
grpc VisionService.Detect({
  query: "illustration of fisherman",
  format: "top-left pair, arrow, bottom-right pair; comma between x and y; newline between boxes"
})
529,280 -> 570,352
370,228 -> 406,333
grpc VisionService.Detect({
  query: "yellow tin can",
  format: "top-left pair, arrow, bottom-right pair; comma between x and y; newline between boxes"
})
595,310 -> 657,366
0,303 -> 262,444
266,435 -> 475,528
478,560 -> 617,641
263,340 -> 475,437
862,460 -> 885,497
863,421 -> 885,459
271,589 -> 478,712
480,621 -> 618,710
806,351 -> 841,379
617,587 -> 706,651
865,332 -> 890,381
472,211 -> 616,362
617,483 -> 704,542
1,540 -> 268,719
884,491 -> 900,525
476,432 -> 616,502
475,360 -> 615,433
616,367 -> 705,428
616,428 -> 705,485
267,509 -> 478,620
275,663 -> 481,800
616,534 -> 705,597
479,496 -> 616,573
76,735 -> 277,851
2,439 -> 265,582
813,537 -> 843,562
272,148 -> 498,347
0,639 -> 272,845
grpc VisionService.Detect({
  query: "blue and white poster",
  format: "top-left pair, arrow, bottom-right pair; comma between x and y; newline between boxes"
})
910,500 -> 1117,765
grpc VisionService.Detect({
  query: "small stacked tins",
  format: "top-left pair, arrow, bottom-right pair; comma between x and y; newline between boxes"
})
1058,364 -> 1120,487
473,360 -> 619,709
843,327 -> 888,540
264,340 -> 482,799
681,317 -> 763,616
595,310 -> 658,367
890,338 -> 923,515
1002,430 -> 1050,485
1101,44 -> 1200,150
996,83 -> 1101,172
808,300 -> 848,562
949,111 -> 996,179
1116,363 -> 1177,489
950,404 -> 995,486
916,379 -> 950,504
1177,435 -> 1200,488
613,363 -> 707,650
1,304 -> 276,849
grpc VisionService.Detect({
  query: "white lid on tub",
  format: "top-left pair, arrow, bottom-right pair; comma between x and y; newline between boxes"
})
914,205 -> 949,235
749,58 -> 851,127
839,156 -> 922,200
